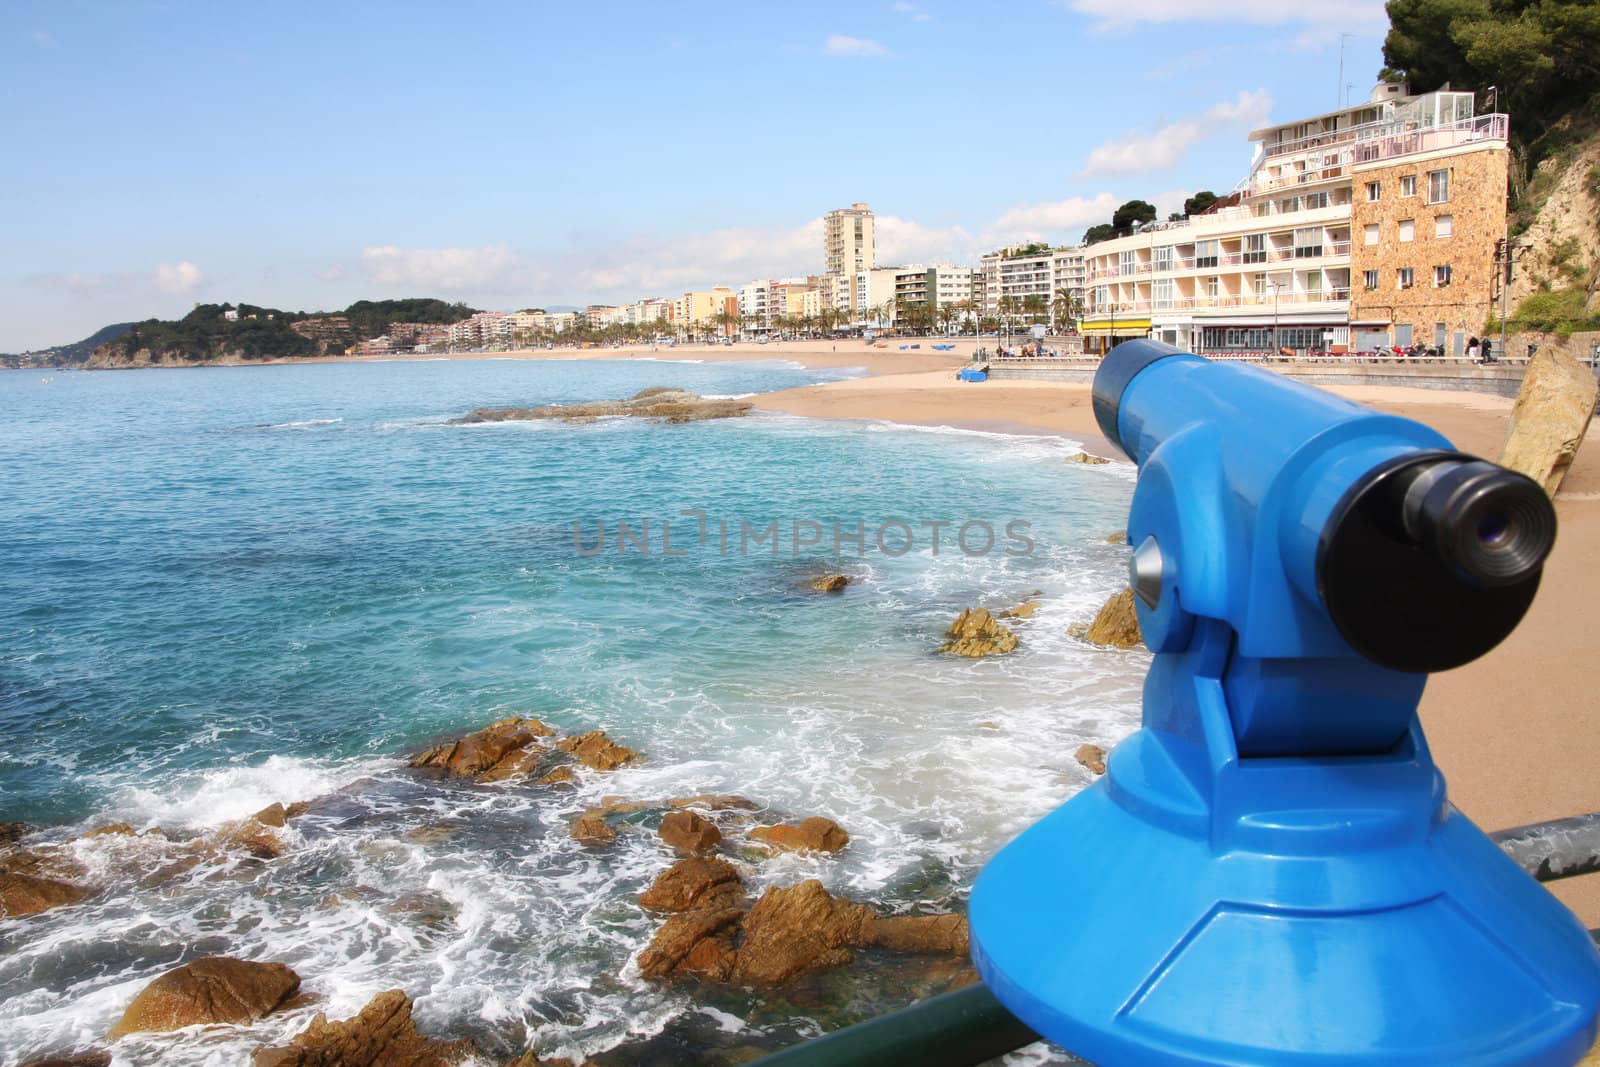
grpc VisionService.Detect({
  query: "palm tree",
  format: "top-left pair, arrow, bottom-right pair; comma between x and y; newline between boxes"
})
713,309 -> 736,339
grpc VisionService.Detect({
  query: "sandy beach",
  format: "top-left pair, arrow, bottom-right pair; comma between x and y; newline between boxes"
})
271,338 -> 1600,922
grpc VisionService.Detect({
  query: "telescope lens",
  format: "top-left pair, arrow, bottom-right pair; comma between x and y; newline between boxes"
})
1403,460 -> 1555,587
1478,512 -> 1509,545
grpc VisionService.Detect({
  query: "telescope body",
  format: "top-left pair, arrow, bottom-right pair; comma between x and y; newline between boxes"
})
970,342 -> 1600,1066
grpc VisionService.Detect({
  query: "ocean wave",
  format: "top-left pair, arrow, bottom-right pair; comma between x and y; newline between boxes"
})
252,418 -> 344,431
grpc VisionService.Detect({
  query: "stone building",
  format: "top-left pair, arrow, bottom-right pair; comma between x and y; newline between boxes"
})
1349,137 -> 1508,352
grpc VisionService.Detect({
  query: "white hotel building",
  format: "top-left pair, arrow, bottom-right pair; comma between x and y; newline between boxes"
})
1081,84 -> 1507,356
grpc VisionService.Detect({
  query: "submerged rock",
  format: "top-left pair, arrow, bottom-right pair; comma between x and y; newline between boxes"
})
1076,588 -> 1143,649
999,600 -> 1040,619
570,812 -> 617,846
749,816 -> 849,855
658,811 -> 722,855
457,388 -> 753,426
251,989 -> 478,1067
109,957 -> 300,1038
19,1052 -> 111,1067
0,871 -> 90,918
938,608 -> 1018,658
1105,530 -> 1127,545
668,794 -> 760,812
809,574 -> 852,593
540,766 -> 578,787
555,730 -> 638,771
1066,451 -> 1111,465
1075,743 -> 1108,776
639,856 -> 744,913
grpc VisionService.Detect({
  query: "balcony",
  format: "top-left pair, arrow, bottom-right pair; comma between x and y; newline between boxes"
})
1086,288 -> 1352,316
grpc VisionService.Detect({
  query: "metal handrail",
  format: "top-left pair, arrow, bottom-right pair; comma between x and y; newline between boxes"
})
746,813 -> 1600,1066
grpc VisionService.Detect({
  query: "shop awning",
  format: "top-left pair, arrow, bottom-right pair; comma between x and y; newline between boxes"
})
1080,319 -> 1152,332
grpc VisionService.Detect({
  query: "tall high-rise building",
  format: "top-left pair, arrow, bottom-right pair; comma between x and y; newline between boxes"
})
824,203 -> 876,275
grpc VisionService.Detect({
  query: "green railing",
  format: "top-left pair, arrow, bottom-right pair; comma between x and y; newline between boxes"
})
748,813 -> 1600,1067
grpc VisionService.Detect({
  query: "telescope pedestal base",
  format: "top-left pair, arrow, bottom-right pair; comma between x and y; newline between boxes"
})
970,756 -> 1600,1066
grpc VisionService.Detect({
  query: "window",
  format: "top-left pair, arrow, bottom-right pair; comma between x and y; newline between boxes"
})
1195,240 -> 1219,268
1153,279 -> 1174,309
1294,227 -> 1323,258
1206,276 -> 1221,298
1254,273 -> 1269,297
1398,267 -> 1415,289
1435,214 -> 1453,238
1400,175 -> 1417,198
1365,181 -> 1381,202
1279,196 -> 1301,214
1118,250 -> 1137,276
1244,234 -> 1267,264
1364,270 -> 1379,290
1154,246 -> 1173,272
1399,219 -> 1415,242
1364,223 -> 1380,245
1305,270 -> 1323,296
1304,192 -> 1330,210
1434,264 -> 1452,287
1428,169 -> 1450,204
1094,285 -> 1110,307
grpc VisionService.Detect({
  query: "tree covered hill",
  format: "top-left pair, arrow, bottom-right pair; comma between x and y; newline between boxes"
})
90,298 -> 477,366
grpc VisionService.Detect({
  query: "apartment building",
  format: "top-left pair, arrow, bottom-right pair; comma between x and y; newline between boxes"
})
673,288 -> 738,336
448,311 -> 511,347
1080,85 -> 1507,355
738,281 -> 771,331
824,203 -> 876,275
890,265 -> 975,326
980,246 -> 1087,327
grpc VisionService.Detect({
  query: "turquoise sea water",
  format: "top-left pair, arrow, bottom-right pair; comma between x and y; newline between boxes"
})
0,358 -> 1145,1065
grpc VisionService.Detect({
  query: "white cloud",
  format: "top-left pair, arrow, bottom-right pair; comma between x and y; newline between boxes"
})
1059,0 -> 1385,31
824,34 -> 889,57
360,245 -> 519,290
154,261 -> 205,294
1080,89 -> 1272,177
892,1 -> 917,10
988,194 -> 1121,243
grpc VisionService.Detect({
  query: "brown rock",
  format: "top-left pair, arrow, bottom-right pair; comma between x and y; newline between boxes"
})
1106,530 -> 1127,544
477,746 -> 548,783
18,1053 -> 111,1067
80,823 -> 137,839
1075,743 -> 1108,776
570,812 -> 617,845
217,816 -> 287,860
540,766 -> 578,787
658,811 -> 722,854
1066,451 -> 1111,464
555,730 -> 638,771
1,872 -> 90,917
252,803 -> 289,828
410,718 -> 555,781
749,817 -> 849,854
999,600 -> 1039,619
639,857 -> 744,913
109,957 -> 300,1038
668,794 -> 761,812
809,574 -> 851,593
1079,588 -> 1143,649
862,914 -> 971,955
1499,347 -> 1599,496
285,800 -> 314,820
250,989 -> 477,1066
636,906 -> 743,981
937,608 -> 1018,657
0,822 -> 30,846
731,880 -> 875,984
458,388 -> 753,426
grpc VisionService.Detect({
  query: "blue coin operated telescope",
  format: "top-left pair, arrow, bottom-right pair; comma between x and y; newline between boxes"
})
970,341 -> 1600,1065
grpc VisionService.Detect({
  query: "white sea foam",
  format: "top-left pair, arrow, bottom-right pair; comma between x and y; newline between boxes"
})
256,418 -> 343,430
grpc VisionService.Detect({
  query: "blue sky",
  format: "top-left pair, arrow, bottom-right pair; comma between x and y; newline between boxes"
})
1,0 -> 1390,350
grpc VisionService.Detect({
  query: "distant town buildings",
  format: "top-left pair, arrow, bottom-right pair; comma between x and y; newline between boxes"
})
825,203 -> 876,275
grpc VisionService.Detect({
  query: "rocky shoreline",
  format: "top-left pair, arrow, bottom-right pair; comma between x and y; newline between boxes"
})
3,573 -> 1140,1067
456,387 -> 753,425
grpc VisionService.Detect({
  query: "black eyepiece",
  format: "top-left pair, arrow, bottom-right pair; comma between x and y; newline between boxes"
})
1319,451 -> 1556,673
1399,460 -> 1555,587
